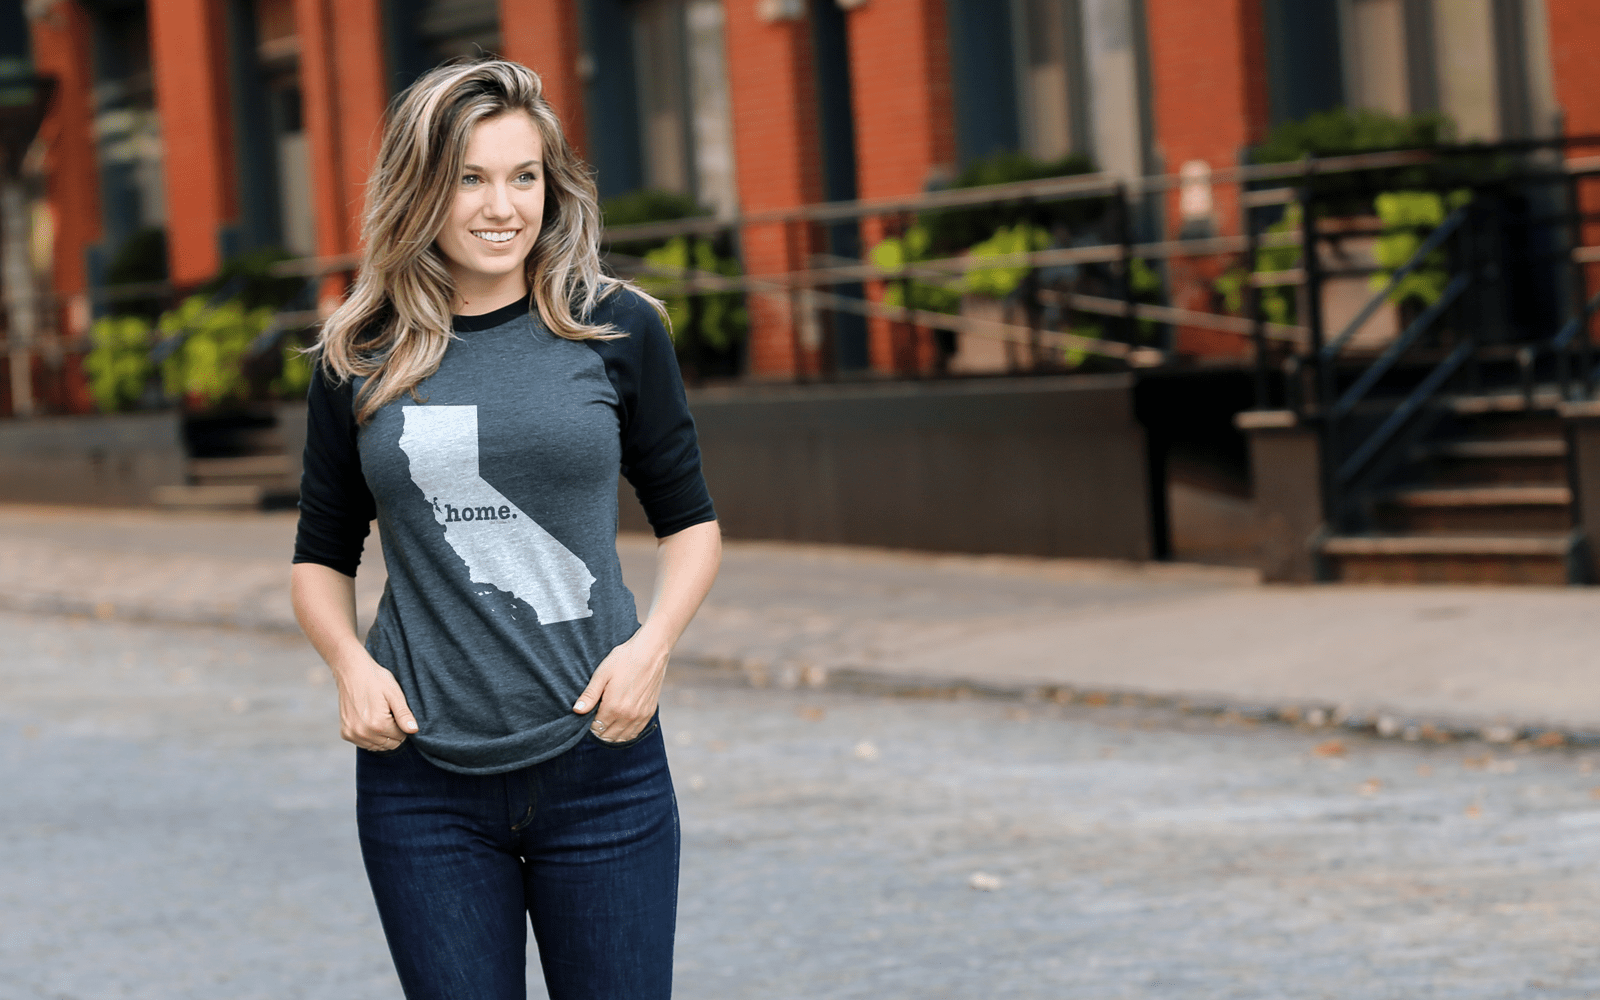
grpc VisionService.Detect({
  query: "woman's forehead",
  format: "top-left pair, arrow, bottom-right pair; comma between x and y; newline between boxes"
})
464,111 -> 542,164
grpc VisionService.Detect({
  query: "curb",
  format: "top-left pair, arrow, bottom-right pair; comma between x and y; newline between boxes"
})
673,657 -> 1600,752
11,590 -> 1599,752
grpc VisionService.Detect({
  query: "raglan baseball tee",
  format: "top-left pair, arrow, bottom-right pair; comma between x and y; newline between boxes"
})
292,287 -> 715,775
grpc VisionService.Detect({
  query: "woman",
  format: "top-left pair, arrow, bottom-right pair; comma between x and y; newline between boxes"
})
289,58 -> 720,1000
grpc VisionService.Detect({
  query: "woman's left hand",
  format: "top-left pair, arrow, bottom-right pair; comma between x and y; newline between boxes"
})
572,631 -> 670,743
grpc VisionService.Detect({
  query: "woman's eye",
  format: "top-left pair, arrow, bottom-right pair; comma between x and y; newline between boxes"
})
461,174 -> 481,186
516,172 -> 537,184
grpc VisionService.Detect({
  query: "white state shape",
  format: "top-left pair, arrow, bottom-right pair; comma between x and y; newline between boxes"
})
398,405 -> 595,624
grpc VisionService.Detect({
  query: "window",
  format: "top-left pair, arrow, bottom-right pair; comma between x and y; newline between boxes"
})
629,0 -> 737,216
1012,0 -> 1088,162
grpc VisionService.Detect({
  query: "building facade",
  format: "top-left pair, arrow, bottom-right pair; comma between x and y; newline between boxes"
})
5,0 -> 1599,414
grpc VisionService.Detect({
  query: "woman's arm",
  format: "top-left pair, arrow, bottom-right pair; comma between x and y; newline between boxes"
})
572,519 -> 722,742
291,562 -> 418,751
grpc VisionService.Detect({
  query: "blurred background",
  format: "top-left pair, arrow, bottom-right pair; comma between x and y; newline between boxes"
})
3,0 -> 1600,584
10,5 -> 1600,996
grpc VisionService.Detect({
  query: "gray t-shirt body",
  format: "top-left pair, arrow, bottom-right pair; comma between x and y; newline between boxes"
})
293,290 -> 715,775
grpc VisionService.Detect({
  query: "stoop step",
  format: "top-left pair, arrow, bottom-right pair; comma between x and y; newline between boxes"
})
151,484 -> 266,510
1320,532 -> 1578,585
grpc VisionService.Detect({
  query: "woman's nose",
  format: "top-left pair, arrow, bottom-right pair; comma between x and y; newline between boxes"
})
482,182 -> 515,220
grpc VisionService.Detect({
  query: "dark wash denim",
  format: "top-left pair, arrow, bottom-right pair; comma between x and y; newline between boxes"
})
355,716 -> 678,1000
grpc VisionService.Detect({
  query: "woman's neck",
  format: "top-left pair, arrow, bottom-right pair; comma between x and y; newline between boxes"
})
450,271 -> 529,317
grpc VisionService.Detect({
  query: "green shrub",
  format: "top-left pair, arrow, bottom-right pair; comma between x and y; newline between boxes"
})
83,314 -> 156,412
1370,189 -> 1472,308
965,224 -> 1051,299
1253,107 -> 1453,164
922,151 -> 1101,254
601,189 -> 708,228
637,236 -> 748,351
868,224 -> 962,314
1214,204 -> 1303,326
156,295 -> 275,408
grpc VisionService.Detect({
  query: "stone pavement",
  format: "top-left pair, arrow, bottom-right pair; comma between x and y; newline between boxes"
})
9,608 -> 1600,999
2,503 -> 1598,737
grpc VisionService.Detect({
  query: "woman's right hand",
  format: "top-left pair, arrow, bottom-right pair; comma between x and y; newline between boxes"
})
333,654 -> 419,752
291,562 -> 419,753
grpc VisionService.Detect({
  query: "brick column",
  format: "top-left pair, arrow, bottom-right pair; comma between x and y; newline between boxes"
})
723,5 -> 824,377
1546,0 -> 1600,346
845,0 -> 955,373
147,0 -> 236,285
294,0 -> 387,305
27,1 -> 99,298
1145,0 -> 1269,358
500,0 -> 588,155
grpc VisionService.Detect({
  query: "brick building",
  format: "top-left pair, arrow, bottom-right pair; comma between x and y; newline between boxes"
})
4,0 -> 1598,412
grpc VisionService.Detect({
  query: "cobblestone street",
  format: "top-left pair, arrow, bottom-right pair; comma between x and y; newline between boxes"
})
4,607 -> 1600,999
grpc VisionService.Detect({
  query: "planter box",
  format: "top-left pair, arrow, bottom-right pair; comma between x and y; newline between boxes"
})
0,412 -> 186,506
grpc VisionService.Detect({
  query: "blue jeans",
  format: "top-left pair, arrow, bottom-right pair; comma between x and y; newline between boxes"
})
355,717 -> 678,1000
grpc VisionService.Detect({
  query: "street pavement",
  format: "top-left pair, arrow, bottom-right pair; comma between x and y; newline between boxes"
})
1,504 -> 1599,735
5,608 -> 1600,998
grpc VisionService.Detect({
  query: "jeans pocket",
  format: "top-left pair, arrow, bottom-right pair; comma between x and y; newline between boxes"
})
586,720 -> 659,749
362,739 -> 411,759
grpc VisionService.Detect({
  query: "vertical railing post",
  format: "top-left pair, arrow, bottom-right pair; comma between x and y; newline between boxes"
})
1244,190 -> 1269,410
1116,183 -> 1137,346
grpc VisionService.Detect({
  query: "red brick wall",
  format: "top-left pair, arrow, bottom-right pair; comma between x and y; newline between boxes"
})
1546,0 -> 1600,335
500,0 -> 588,155
147,0 -> 236,284
1145,0 -> 1269,358
27,1 -> 99,297
846,0 -> 956,372
295,0 -> 387,273
724,6 -> 825,376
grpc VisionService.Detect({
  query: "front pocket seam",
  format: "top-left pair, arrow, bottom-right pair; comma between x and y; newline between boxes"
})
587,720 -> 658,749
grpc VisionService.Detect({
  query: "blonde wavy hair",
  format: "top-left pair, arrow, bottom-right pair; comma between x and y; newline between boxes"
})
315,58 -> 642,423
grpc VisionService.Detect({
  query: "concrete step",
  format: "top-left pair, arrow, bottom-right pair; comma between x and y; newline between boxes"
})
188,454 -> 295,486
1413,437 -> 1569,485
1373,484 -> 1573,534
1320,532 -> 1577,585
151,484 -> 266,511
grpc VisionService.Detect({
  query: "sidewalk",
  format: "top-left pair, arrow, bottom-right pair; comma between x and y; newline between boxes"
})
3,503 -> 1597,739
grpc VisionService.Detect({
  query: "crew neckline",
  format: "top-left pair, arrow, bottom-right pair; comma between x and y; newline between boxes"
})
452,294 -> 533,332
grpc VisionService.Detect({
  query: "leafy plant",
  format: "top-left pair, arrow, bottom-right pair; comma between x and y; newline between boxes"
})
83,314 -> 156,412
869,224 -> 962,314
922,151 -> 1101,254
637,236 -> 748,351
965,224 -> 1051,299
156,295 -> 276,408
1253,107 -> 1453,164
1370,189 -> 1472,308
601,189 -> 708,228
1215,204 -> 1304,326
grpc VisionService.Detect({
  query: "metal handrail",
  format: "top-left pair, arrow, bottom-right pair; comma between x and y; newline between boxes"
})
1319,206 -> 1470,362
1326,272 -> 1471,421
1335,339 -> 1475,486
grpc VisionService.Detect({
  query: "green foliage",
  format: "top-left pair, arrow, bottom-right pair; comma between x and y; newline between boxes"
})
965,224 -> 1051,299
637,236 -> 748,350
1253,107 -> 1454,164
922,150 -> 1101,253
202,247 -> 305,312
1370,189 -> 1472,307
601,189 -> 708,228
1215,204 -> 1303,326
869,224 -> 962,314
83,314 -> 156,412
156,295 -> 275,408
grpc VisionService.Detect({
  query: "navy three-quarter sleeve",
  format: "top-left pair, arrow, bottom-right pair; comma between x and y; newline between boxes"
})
585,289 -> 717,536
292,366 -> 376,576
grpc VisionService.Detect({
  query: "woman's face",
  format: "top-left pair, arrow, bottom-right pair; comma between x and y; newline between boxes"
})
436,110 -> 546,309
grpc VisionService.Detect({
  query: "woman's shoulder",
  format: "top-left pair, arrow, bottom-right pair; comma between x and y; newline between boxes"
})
583,283 -> 666,336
